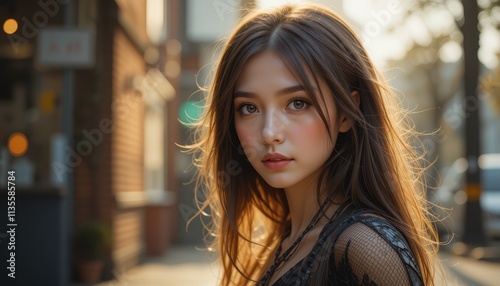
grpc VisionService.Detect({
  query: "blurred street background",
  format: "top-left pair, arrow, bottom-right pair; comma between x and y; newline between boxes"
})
0,0 -> 499,285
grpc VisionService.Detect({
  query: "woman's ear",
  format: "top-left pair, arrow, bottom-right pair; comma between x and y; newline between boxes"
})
339,91 -> 360,133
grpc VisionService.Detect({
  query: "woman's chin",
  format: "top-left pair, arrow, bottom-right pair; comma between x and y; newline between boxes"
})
260,176 -> 294,189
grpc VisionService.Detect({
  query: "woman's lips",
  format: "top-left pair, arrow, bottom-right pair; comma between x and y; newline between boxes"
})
261,153 -> 293,169
262,159 -> 292,169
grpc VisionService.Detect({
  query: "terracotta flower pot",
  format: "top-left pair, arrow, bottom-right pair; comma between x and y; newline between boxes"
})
77,260 -> 104,284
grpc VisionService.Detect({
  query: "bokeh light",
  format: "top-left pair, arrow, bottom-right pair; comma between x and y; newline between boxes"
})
8,132 -> 29,157
3,18 -> 18,35
179,101 -> 204,126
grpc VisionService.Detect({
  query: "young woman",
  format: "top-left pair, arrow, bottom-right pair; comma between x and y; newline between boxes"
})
186,3 -> 440,285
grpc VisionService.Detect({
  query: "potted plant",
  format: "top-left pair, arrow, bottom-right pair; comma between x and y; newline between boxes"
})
73,220 -> 111,284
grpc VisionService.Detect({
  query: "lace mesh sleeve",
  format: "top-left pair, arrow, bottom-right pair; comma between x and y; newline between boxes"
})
332,217 -> 423,286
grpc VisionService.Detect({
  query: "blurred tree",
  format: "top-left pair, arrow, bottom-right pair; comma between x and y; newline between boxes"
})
385,1 -> 464,187
385,0 -> 500,127
384,0 -> 500,245
461,0 -> 486,245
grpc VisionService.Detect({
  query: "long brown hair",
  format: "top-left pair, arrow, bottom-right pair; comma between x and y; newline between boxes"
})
185,3 -> 439,285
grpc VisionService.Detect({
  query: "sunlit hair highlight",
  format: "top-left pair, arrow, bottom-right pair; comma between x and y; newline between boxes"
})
185,3 -> 440,285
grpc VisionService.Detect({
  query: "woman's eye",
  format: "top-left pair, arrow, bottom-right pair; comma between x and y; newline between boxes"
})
288,99 -> 308,111
239,104 -> 258,114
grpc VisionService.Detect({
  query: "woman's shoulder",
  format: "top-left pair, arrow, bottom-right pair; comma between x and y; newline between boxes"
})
324,209 -> 424,285
335,213 -> 413,250
333,214 -> 419,268
325,208 -> 411,246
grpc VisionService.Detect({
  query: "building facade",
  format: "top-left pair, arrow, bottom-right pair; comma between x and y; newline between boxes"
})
0,0 -> 180,284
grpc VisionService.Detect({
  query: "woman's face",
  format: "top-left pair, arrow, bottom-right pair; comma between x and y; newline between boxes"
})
233,51 -> 347,190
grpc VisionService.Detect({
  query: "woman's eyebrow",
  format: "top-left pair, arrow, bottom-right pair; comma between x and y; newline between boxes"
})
233,85 -> 305,99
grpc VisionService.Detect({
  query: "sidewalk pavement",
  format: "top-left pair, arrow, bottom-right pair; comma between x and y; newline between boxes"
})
437,251 -> 500,286
98,244 -> 221,286
95,243 -> 500,286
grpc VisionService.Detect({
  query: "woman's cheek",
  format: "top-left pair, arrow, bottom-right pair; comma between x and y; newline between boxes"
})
291,116 -> 332,150
292,116 -> 322,138
235,125 -> 259,160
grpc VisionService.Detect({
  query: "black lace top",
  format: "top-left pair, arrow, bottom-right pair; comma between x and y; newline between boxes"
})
258,208 -> 424,285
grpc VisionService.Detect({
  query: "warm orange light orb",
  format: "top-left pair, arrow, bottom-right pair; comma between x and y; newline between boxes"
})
3,18 -> 18,34
8,132 -> 28,157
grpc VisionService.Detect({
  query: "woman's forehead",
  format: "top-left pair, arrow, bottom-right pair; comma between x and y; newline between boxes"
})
235,52 -> 325,93
235,52 -> 296,90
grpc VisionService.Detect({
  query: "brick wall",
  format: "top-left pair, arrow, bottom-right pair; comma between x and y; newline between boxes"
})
110,23 -> 147,271
73,0 -> 148,278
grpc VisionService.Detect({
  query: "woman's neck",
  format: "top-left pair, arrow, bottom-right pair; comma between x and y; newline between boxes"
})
283,175 -> 338,242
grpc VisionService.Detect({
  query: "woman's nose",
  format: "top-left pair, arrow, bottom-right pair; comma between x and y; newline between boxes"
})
261,111 -> 285,145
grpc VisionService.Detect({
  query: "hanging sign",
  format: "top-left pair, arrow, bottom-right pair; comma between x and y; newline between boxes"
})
37,27 -> 94,67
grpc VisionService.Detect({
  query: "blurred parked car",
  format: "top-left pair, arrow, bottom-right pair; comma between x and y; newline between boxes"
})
430,154 -> 500,241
